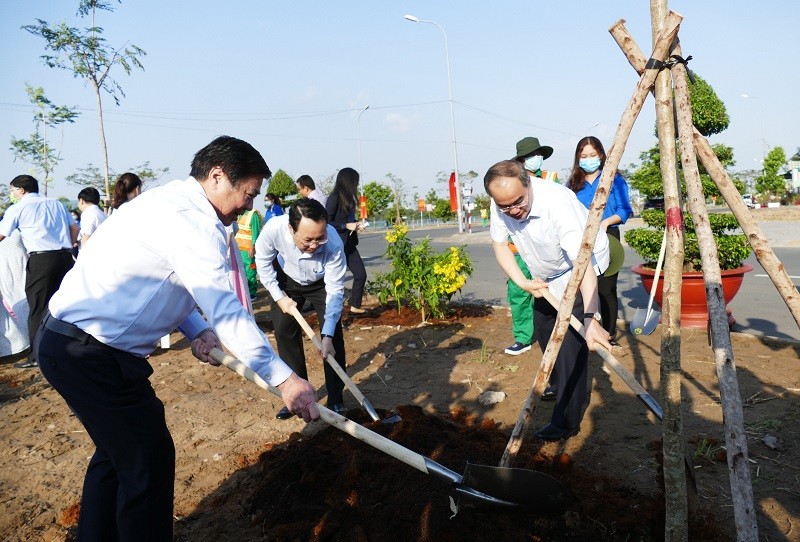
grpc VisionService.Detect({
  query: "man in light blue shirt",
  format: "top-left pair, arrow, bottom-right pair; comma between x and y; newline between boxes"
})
0,175 -> 78,368
256,198 -> 348,419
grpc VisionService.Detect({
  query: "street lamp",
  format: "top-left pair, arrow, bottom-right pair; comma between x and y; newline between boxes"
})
740,93 -> 767,160
404,14 -> 465,233
357,105 -> 369,190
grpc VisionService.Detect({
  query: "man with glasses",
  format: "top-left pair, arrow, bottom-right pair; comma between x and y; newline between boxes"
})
485,159 -> 611,442
0,175 -> 79,368
255,197 -> 349,419
35,136 -> 319,541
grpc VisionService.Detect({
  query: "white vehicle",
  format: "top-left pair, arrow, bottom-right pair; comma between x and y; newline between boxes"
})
742,194 -> 756,209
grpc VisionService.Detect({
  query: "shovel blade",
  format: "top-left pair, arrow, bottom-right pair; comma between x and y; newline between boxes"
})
630,308 -> 660,336
458,463 -> 573,512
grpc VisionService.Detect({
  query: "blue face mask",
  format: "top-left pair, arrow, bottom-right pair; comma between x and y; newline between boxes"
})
524,155 -> 544,173
579,157 -> 601,173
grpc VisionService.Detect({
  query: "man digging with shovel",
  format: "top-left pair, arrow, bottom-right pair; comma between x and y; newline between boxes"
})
485,159 -> 612,441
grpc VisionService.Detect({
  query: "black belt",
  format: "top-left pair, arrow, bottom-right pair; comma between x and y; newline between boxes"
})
43,313 -> 100,345
29,248 -> 72,256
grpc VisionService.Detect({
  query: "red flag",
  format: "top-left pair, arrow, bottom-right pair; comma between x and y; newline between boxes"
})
448,172 -> 457,212
359,194 -> 368,219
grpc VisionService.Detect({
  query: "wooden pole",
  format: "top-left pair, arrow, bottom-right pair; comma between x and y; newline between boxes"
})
609,21 -> 800,332
609,19 -> 760,541
673,51 -> 759,542
498,11 -> 684,468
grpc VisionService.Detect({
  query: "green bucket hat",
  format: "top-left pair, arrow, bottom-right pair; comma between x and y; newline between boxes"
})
513,136 -> 554,161
604,233 -> 625,277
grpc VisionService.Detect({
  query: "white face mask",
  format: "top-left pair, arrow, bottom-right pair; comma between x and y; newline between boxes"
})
524,155 -> 544,173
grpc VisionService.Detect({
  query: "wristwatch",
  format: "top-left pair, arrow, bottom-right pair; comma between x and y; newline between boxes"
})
321,333 -> 334,339
582,312 -> 598,322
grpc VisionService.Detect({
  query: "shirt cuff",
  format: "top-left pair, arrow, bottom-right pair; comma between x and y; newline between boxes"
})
177,310 -> 208,340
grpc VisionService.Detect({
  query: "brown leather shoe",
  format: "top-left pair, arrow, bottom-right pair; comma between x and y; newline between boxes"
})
349,306 -> 366,314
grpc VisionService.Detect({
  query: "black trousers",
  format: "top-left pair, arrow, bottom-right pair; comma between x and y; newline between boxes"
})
533,293 -> 589,430
25,250 -> 74,359
598,227 -> 621,337
344,244 -> 367,309
271,271 -> 347,405
35,319 -> 175,541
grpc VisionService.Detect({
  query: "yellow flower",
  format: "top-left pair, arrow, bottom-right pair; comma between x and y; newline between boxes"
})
395,278 -> 403,286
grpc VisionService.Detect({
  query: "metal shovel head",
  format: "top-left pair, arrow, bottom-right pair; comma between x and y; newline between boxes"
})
630,307 -> 660,336
458,462 -> 573,513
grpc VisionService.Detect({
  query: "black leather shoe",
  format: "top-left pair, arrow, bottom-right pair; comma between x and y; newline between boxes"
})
275,406 -> 293,420
330,403 -> 347,415
541,385 -> 558,401
534,423 -> 579,442
13,358 -> 39,369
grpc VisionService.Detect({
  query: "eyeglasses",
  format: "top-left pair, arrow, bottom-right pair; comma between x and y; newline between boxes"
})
293,231 -> 328,249
496,189 -> 530,214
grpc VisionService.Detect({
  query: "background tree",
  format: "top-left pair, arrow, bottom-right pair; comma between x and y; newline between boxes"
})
65,161 -> 169,195
423,188 -> 455,221
362,181 -> 393,220
0,186 -> 11,214
24,0 -> 146,203
755,146 -> 787,202
686,74 -> 729,137
384,173 -> 407,225
9,84 -> 79,196
266,169 -> 296,199
790,148 -> 800,162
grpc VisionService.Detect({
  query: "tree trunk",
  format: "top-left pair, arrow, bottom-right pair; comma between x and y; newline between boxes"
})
650,3 -> 688,539
610,18 -> 761,541
94,83 -> 111,209
673,49 -> 760,542
500,11 -> 683,467
609,19 -> 800,333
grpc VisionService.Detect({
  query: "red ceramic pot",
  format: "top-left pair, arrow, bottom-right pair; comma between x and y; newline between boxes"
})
630,264 -> 753,329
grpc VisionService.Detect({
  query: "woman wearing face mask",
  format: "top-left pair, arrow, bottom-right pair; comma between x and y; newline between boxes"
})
263,193 -> 284,223
567,136 -> 632,345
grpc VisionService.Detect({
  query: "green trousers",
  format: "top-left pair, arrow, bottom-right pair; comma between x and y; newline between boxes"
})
507,253 -> 534,344
241,250 -> 258,299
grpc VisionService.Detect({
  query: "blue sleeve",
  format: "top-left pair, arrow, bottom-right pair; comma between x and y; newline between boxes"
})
611,174 -> 633,224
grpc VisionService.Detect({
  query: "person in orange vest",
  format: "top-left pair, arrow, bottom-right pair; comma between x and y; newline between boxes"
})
506,137 -> 560,398
235,208 -> 263,299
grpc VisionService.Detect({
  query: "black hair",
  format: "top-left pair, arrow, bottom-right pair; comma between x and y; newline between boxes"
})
10,175 -> 39,194
330,167 -> 359,214
288,198 -> 327,231
265,193 -> 282,206
296,174 -> 316,190
78,187 -> 101,205
567,136 -> 607,193
190,136 -> 271,186
112,172 -> 143,209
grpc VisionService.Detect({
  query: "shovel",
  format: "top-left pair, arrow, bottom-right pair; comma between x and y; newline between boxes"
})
287,304 -> 388,423
540,290 -> 696,489
630,230 -> 667,335
211,347 -> 573,512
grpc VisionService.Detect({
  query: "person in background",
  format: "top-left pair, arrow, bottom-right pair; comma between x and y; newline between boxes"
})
256,198 -> 348,418
234,207 -> 263,300
263,193 -> 284,222
485,159 -> 610,441
295,174 -> 327,207
36,136 -> 318,541
567,136 -> 632,345
0,175 -> 78,368
325,167 -> 367,314
112,172 -> 143,210
76,187 -> 107,248
0,229 -> 31,358
69,209 -> 81,258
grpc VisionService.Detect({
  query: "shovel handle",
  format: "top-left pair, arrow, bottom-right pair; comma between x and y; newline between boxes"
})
539,290 -> 664,420
287,304 -> 380,422
210,348 -> 436,477
645,230 -> 668,316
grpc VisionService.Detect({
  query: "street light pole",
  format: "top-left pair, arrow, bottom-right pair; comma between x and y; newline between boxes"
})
404,14 -> 465,233
741,93 -> 767,161
357,104 -> 369,190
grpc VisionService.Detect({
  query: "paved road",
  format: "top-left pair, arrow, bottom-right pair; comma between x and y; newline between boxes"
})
356,222 -> 800,341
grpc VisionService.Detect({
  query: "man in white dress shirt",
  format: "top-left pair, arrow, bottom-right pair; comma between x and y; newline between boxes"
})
76,186 -> 106,248
255,198 -> 348,418
36,136 -> 319,541
0,174 -> 78,368
485,159 -> 611,442
295,174 -> 327,206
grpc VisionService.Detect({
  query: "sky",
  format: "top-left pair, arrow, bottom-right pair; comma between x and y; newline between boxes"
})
1,1 -> 798,210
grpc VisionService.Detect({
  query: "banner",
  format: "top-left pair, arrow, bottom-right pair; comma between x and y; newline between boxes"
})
448,172 -> 457,212
418,198 -> 426,212
359,194 -> 368,219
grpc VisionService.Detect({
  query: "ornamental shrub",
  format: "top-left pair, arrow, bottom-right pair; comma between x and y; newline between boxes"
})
368,224 -> 473,322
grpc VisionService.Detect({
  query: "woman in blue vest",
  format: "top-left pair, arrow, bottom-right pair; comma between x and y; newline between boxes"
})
567,137 -> 632,345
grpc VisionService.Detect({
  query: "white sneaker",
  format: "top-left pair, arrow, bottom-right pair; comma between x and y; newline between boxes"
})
505,341 -> 532,355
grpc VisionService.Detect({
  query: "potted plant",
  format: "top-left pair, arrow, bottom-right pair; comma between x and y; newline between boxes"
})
625,209 -> 752,328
